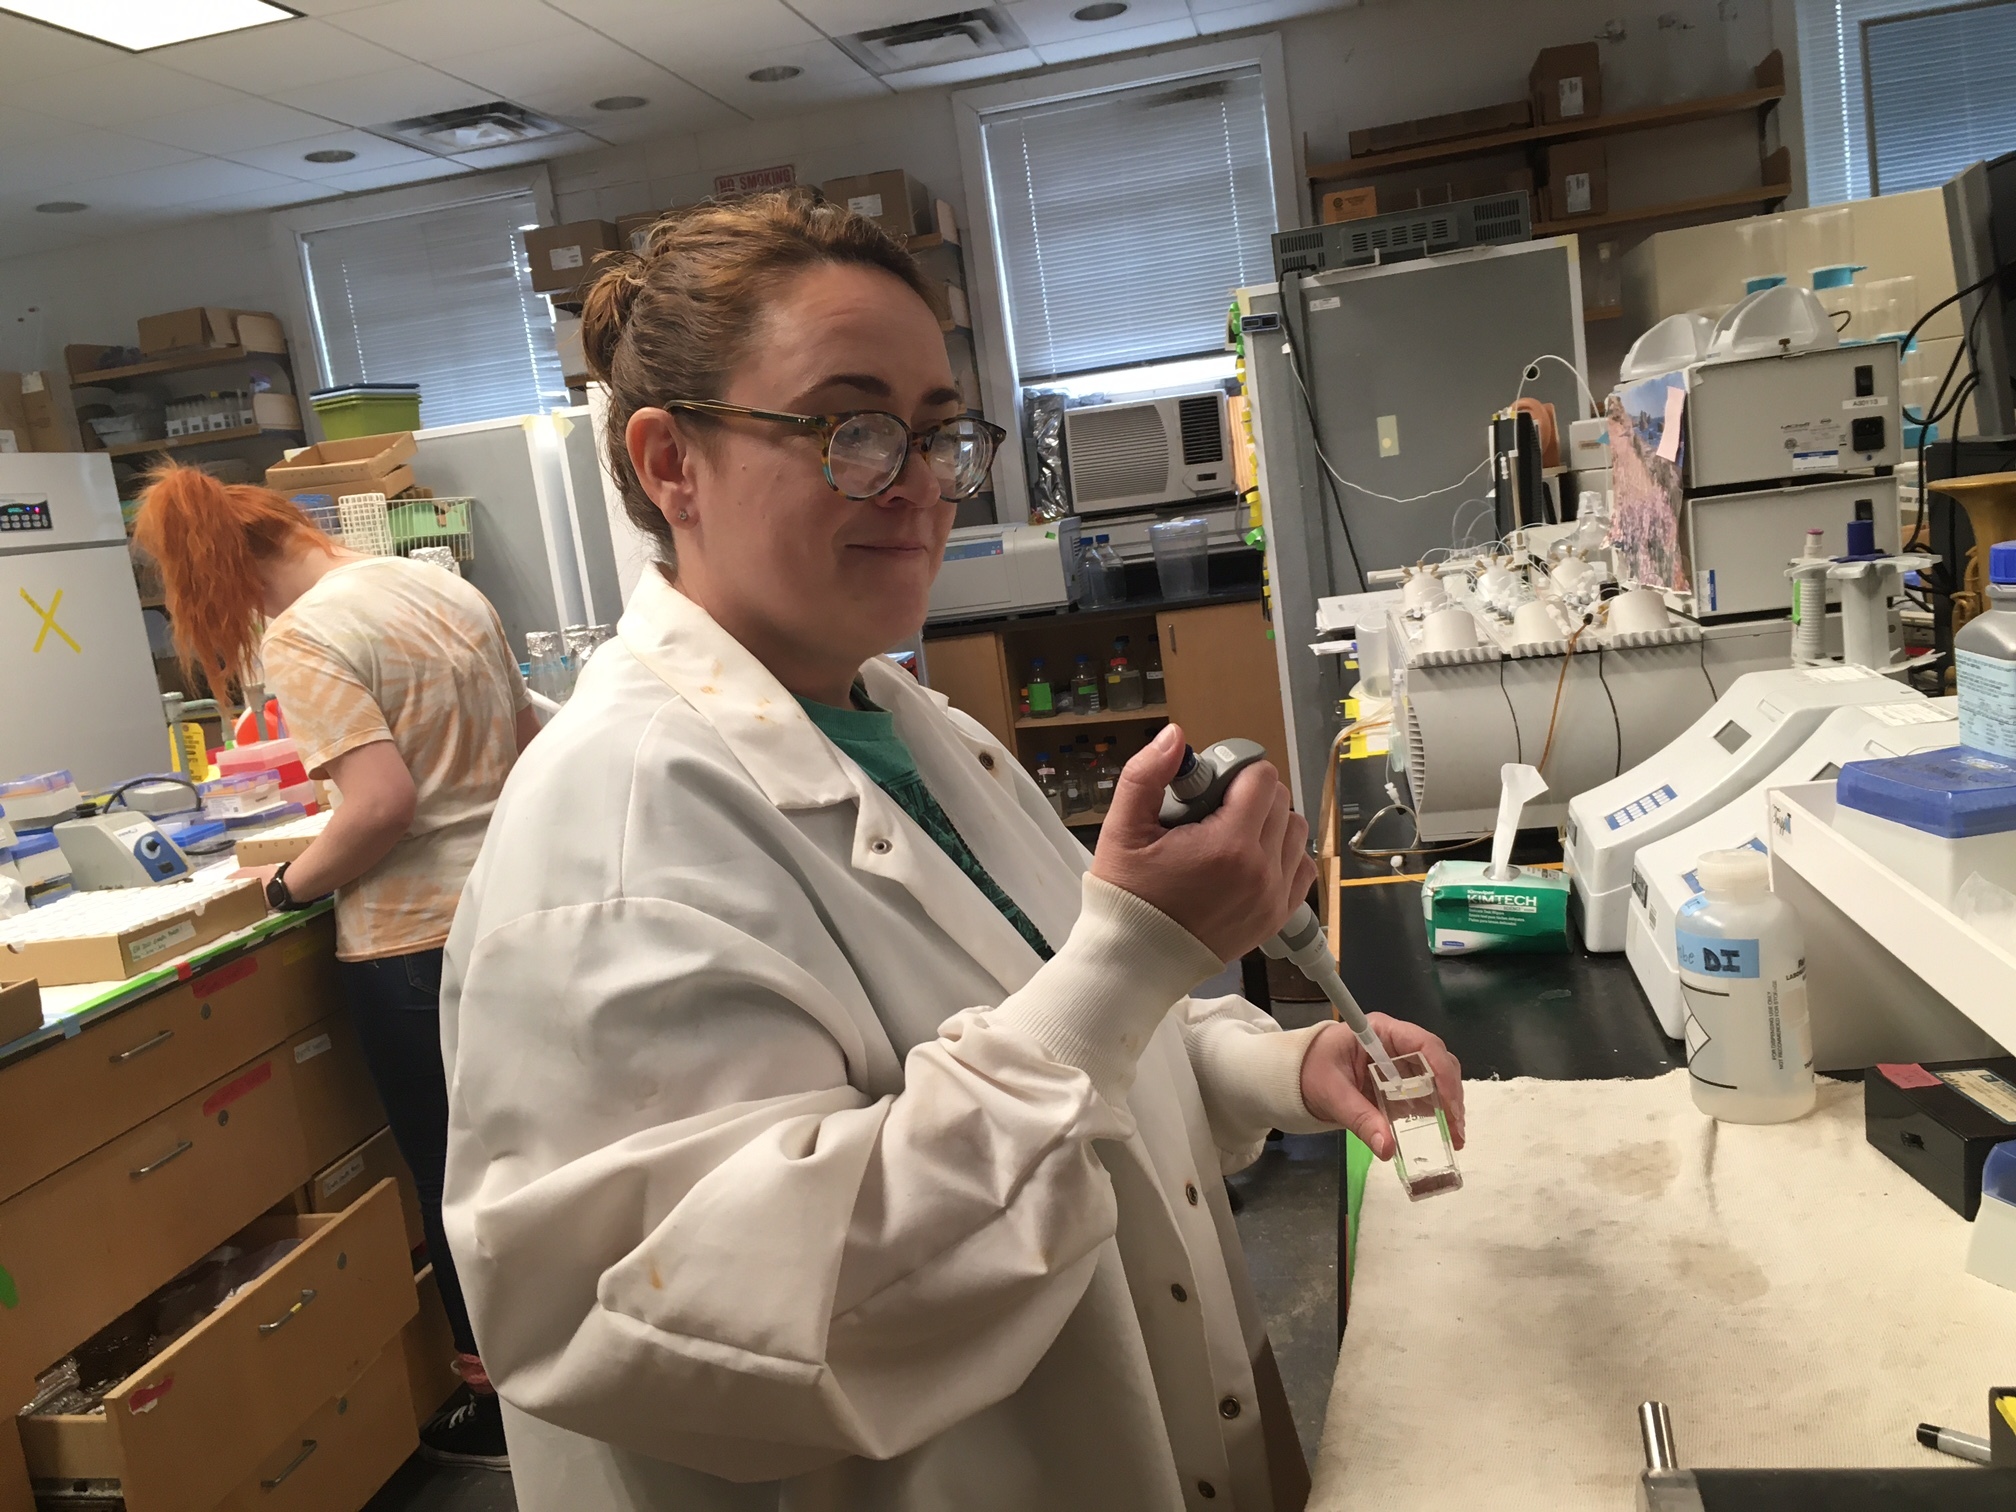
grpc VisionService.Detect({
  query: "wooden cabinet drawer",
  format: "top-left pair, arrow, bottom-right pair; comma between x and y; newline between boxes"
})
401,1264 -> 460,1429
20,1181 -> 416,1512
309,1127 -> 424,1254
217,1335 -> 416,1512
0,1048 -> 309,1407
285,1011 -> 388,1175
0,916 -> 340,1206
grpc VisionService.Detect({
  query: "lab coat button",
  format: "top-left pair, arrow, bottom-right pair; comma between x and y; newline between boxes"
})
1197,1481 -> 1217,1499
1184,1182 -> 1199,1206
978,752 -> 996,770
869,838 -> 892,854
1170,1283 -> 1188,1302
1219,1396 -> 1240,1419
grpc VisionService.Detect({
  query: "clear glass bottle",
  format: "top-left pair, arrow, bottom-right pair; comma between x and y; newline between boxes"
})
1028,658 -> 1056,718
1143,631 -> 1167,705
1060,752 -> 1089,815
1091,741 -> 1119,814
1072,653 -> 1102,714
1095,534 -> 1126,605
1034,753 -> 1065,819
1076,536 -> 1105,608
1105,637 -> 1145,711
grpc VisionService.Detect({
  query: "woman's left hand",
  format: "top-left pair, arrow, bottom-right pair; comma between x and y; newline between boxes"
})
1298,1015 -> 1465,1160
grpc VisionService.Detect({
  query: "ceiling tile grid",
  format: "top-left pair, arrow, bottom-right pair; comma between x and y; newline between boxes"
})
0,0 -> 1348,257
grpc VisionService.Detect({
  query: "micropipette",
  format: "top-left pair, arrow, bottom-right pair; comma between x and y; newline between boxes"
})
1161,740 -> 1403,1082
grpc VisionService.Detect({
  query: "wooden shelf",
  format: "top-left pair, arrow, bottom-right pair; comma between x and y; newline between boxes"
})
1534,180 -> 1791,237
1310,53 -> 1785,182
1064,807 -> 1111,830
1585,304 -> 1624,322
1015,707 -> 1168,731
100,423 -> 300,459
70,345 -> 288,385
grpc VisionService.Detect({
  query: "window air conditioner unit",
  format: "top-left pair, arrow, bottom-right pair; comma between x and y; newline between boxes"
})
1063,391 -> 1234,516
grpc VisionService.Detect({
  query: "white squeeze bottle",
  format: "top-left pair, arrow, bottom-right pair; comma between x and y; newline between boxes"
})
1955,539 -> 2016,760
1676,848 -> 1816,1124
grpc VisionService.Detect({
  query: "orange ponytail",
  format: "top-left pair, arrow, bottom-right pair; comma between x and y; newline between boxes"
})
132,463 -> 334,692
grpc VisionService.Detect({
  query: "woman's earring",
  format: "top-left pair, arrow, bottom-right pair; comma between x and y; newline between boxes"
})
676,508 -> 690,522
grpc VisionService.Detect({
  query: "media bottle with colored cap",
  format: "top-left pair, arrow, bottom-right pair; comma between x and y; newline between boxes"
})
1955,539 -> 2016,760
1676,847 -> 1816,1123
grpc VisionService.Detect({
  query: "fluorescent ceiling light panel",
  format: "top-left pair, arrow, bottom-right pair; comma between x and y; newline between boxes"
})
1,1 -> 298,52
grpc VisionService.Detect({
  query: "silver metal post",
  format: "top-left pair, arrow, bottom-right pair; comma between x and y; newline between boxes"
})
1639,1401 -> 1678,1471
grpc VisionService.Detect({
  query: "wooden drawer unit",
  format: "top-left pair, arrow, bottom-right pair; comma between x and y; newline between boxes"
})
0,916 -> 340,1205
19,1182 -> 416,1512
285,1011 -> 387,1174
402,1264 -> 461,1428
217,1336 -> 416,1512
309,1127 -> 424,1254
0,1047 -> 310,1407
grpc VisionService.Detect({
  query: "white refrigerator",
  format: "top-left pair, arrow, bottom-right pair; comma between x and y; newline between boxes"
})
0,453 -> 166,788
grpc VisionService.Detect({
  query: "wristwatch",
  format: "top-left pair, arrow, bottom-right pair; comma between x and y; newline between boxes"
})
266,862 -> 303,912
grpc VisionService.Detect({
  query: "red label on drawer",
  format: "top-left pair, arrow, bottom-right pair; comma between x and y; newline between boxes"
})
1877,1062 -> 1942,1090
202,1059 -> 273,1116
128,1375 -> 174,1414
192,955 -> 259,999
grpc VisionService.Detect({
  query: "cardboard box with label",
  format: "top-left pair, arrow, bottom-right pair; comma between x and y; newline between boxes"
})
1543,139 -> 1609,220
1348,100 -> 1532,159
820,170 -> 933,240
522,221 -> 620,295
1531,42 -> 1602,123
1321,186 -> 1380,224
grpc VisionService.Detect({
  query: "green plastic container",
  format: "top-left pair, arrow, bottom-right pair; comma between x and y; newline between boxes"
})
310,384 -> 420,440
387,497 -> 471,546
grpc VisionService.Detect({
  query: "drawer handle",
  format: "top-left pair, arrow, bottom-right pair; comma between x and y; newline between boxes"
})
129,1140 -> 194,1178
260,1439 -> 318,1490
258,1288 -> 317,1335
109,1028 -> 175,1063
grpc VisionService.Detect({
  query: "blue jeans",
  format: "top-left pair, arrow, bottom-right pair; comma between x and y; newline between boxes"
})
335,947 -> 477,1358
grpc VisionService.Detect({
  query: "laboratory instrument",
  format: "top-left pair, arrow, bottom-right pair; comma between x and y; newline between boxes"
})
926,520 -> 1077,622
1942,151 -> 2016,438
1864,1057 -> 2016,1219
51,812 -> 191,890
1565,665 -> 1923,952
1061,393 -> 1232,515
1626,697 -> 1958,1039
0,455 -> 173,788
1676,846 -> 1816,1124
1269,189 -> 1532,278
1835,745 -> 2016,906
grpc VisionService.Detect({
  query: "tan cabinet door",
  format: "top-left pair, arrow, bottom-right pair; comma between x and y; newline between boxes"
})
1157,602 -> 1289,770
922,632 -> 1014,750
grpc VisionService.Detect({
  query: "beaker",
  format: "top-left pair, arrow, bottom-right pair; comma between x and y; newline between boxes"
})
1736,214 -> 1786,295
1861,274 -> 1918,342
1809,206 -> 1859,290
1371,1051 -> 1464,1200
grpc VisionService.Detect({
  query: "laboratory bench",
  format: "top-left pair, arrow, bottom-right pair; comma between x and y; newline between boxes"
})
0,911 -> 459,1512
924,553 -> 1288,829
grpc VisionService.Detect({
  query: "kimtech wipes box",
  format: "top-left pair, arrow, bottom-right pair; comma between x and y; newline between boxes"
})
1421,861 -> 1571,954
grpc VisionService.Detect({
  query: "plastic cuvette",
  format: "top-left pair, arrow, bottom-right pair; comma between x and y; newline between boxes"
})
1371,1051 -> 1463,1200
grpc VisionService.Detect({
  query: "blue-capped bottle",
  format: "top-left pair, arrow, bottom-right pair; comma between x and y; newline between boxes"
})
1956,539 -> 2016,760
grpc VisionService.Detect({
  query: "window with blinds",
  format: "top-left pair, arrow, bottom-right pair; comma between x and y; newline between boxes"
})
300,188 -> 566,429
1865,0 -> 2016,194
979,65 -> 1277,385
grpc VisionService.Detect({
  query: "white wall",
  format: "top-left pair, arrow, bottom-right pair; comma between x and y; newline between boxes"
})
0,0 -> 1807,381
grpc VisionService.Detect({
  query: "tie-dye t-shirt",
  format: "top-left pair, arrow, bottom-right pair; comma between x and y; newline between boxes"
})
261,556 -> 529,961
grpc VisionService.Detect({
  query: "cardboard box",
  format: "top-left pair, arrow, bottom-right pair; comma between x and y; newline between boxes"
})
265,430 -> 417,492
0,880 -> 267,986
1321,186 -> 1380,224
21,369 -> 81,450
1543,139 -> 1609,220
1348,100 -> 1532,159
0,373 -> 29,453
1375,165 -> 1533,215
616,211 -> 660,253
820,170 -> 932,239
0,978 -> 39,1045
1531,42 -> 1602,123
922,280 -> 970,331
234,311 -> 288,354
137,306 -> 239,354
523,221 -> 619,294
554,309 -> 587,388
252,391 -> 301,431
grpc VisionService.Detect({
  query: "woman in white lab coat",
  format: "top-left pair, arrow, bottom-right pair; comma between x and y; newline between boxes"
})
440,192 -> 1464,1512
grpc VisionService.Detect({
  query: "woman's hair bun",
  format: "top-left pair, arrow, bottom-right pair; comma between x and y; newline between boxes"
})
577,249 -> 647,382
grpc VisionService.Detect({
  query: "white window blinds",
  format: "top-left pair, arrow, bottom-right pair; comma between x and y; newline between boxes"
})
301,189 -> 565,429
1865,0 -> 2016,195
980,65 -> 1277,384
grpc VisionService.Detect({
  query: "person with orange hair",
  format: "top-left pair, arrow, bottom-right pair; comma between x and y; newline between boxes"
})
133,465 -> 538,1471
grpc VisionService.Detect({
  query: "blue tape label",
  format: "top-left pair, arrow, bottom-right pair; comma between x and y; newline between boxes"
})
1676,923 -> 1760,979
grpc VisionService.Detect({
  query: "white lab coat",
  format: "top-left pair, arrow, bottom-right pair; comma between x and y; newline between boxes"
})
440,568 -> 1337,1511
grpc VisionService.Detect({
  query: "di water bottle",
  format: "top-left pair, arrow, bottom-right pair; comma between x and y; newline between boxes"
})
1676,848 -> 1816,1124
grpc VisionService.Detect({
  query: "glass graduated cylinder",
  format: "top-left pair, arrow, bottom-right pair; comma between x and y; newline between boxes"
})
1372,1052 -> 1463,1201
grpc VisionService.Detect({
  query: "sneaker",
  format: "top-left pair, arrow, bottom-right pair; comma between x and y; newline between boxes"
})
419,1385 -> 510,1471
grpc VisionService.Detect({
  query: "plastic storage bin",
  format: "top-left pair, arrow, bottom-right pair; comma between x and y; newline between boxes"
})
309,384 -> 421,440
1149,517 -> 1209,601
1835,747 -> 2016,905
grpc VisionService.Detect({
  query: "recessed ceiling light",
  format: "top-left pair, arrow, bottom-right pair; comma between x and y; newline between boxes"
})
747,65 -> 802,83
0,0 -> 298,52
34,201 -> 88,214
1073,2 -> 1128,18
593,95 -> 648,111
303,148 -> 355,163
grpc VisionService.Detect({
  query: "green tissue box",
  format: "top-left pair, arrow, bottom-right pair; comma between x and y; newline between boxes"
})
1420,860 -> 1570,955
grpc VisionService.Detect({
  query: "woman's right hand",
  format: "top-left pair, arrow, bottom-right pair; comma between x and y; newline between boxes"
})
1089,723 -> 1316,963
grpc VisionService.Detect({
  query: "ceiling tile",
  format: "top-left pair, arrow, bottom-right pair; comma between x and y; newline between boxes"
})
671,38 -> 888,119
68,156 -> 301,211
0,102 -> 75,153
276,64 -> 492,128
152,18 -> 408,91
445,27 -> 665,102
328,0 -> 599,66
184,181 -> 330,215
0,131 -> 200,198
134,97 -> 339,155
220,126 -> 436,177
547,0 -> 821,65
308,156 -> 472,194
513,63 -> 746,144
3,59 -> 247,129
0,15 -> 114,85
1007,0 -> 1194,46
1032,16 -> 1198,62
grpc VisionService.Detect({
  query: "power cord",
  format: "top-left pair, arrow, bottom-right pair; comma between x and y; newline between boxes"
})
1515,352 -> 1601,418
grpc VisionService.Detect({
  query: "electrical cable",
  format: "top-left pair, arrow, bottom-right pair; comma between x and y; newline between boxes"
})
1534,609 -> 1601,776
1278,269 -> 1371,583
1514,352 -> 1601,419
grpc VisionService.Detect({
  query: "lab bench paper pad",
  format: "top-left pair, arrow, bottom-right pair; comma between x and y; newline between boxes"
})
1312,1073 -> 2012,1510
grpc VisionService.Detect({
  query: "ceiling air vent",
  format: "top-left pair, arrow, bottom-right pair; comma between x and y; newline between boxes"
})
373,102 -> 570,157
833,7 -> 1028,76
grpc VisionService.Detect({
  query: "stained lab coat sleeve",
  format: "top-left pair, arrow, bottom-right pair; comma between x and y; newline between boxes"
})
446,874 -> 1220,1483
1177,996 -> 1340,1171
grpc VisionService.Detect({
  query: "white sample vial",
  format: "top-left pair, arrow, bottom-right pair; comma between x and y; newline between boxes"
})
1956,540 -> 2016,761
1677,848 -> 1816,1124
1371,1051 -> 1463,1200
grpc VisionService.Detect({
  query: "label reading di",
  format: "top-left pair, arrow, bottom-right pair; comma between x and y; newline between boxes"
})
1675,926 -> 1760,979
1604,784 -> 1677,830
1939,1067 -> 2016,1124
